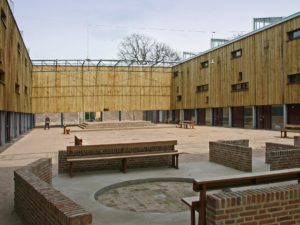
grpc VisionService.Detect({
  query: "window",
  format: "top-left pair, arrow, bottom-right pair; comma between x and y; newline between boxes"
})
176,86 -> 179,94
0,48 -> 3,64
288,73 -> 300,84
238,72 -> 243,81
288,29 -> 300,41
187,68 -> 190,75
205,96 -> 209,103
173,71 -> 179,77
25,86 -> 28,95
25,58 -> 28,67
231,49 -> 242,58
0,69 -> 5,84
15,83 -> 20,94
17,43 -> 21,55
201,61 -> 209,69
1,8 -> 7,28
232,82 -> 249,92
196,84 -> 209,92
177,95 -> 182,101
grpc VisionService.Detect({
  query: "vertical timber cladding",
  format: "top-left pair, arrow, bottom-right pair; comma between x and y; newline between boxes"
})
31,65 -> 172,113
0,0 -> 32,113
171,15 -> 300,111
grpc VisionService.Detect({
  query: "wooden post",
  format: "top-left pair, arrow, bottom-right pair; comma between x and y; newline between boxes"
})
199,186 -> 206,225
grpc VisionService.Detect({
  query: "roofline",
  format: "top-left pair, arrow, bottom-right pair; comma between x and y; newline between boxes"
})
173,11 -> 300,67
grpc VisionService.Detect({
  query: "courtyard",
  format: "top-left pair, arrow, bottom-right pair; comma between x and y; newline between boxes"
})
0,125 -> 295,225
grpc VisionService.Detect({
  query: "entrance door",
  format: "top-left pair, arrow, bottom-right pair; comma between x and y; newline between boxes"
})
184,109 -> 193,121
257,106 -> 272,129
232,107 -> 244,128
287,104 -> 300,124
197,109 -> 206,125
213,108 -> 223,126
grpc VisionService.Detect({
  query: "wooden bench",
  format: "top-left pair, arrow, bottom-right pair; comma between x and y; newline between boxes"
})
65,140 -> 180,177
183,168 -> 300,225
280,124 -> 300,138
74,136 -> 82,146
177,120 -> 195,129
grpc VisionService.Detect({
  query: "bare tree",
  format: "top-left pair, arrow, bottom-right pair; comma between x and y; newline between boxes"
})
118,33 -> 181,64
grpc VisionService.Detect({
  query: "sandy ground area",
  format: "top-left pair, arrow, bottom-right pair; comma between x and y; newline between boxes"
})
0,125 -> 295,225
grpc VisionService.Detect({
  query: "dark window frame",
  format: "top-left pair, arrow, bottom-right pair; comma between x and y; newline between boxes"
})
232,82 -> 249,92
201,60 -> 209,69
288,29 -> 300,41
1,8 -> 7,28
0,69 -> 5,84
17,43 -> 21,56
288,73 -> 300,84
231,49 -> 242,59
177,95 -> 182,101
15,83 -> 20,94
238,72 -> 243,81
196,84 -> 209,92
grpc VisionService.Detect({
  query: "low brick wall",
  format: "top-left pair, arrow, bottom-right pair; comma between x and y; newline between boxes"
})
218,139 -> 249,147
209,140 -> 252,172
206,184 -> 300,225
270,149 -> 300,170
295,136 -> 300,146
59,141 -> 176,174
265,142 -> 296,164
14,158 -> 92,225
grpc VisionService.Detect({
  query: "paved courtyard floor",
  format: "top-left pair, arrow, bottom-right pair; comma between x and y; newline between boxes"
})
0,125 -> 295,225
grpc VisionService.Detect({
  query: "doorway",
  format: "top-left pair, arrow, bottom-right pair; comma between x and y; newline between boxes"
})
256,106 -> 272,129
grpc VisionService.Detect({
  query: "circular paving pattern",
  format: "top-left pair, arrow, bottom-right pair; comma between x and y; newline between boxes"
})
95,178 -> 198,213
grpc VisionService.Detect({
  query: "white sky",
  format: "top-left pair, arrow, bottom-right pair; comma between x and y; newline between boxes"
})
12,0 -> 300,60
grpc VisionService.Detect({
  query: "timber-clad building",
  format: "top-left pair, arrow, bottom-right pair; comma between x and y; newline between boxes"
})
0,0 -> 300,146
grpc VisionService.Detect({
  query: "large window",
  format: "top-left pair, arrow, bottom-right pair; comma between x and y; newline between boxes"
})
231,49 -> 242,58
196,84 -> 208,92
288,29 -> 300,41
232,82 -> 249,92
288,73 -> 300,84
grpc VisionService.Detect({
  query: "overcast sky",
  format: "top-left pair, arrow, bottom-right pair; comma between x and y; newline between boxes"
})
12,0 -> 300,60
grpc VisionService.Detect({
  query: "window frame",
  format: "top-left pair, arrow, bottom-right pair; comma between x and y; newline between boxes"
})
0,69 -> 5,84
196,84 -> 209,92
15,83 -> 20,94
288,73 -> 300,84
201,60 -> 209,69
231,49 -> 242,59
288,29 -> 300,41
231,82 -> 249,92
1,8 -> 7,29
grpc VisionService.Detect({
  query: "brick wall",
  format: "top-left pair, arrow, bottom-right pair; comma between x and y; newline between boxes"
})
209,140 -> 252,172
206,184 -> 300,225
59,142 -> 176,174
218,139 -> 249,147
14,158 -> 92,225
295,136 -> 300,146
265,142 -> 296,164
270,149 -> 300,170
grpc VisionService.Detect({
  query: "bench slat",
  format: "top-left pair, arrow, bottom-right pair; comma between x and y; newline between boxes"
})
67,151 -> 181,162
